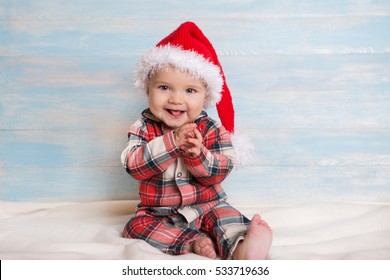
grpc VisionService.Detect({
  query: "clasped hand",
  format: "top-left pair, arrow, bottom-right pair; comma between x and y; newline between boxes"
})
174,123 -> 203,157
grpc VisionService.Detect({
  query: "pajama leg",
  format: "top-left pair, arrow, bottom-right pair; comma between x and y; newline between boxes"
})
123,211 -> 204,255
199,202 -> 251,260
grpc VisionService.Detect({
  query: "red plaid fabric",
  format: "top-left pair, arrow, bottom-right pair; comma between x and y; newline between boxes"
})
121,109 -> 235,213
123,201 -> 250,260
121,109 -> 249,259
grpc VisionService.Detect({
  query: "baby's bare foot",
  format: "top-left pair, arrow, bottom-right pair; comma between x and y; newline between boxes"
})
189,237 -> 217,259
233,214 -> 273,260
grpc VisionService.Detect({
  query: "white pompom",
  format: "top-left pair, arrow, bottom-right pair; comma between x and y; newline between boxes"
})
230,129 -> 255,167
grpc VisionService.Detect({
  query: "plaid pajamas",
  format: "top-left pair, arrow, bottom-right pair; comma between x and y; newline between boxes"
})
121,109 -> 250,259
123,201 -> 250,260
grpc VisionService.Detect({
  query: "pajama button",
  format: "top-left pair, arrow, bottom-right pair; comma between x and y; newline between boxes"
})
177,172 -> 182,177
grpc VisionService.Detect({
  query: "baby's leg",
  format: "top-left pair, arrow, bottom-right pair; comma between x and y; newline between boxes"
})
188,237 -> 217,259
198,203 -> 252,259
233,214 -> 273,260
123,212 -> 204,256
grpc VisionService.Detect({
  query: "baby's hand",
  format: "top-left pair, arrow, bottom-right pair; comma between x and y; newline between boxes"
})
174,123 -> 197,148
185,128 -> 203,157
174,123 -> 203,157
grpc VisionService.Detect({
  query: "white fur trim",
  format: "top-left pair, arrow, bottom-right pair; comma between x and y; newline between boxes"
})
134,44 -> 223,107
231,130 -> 255,167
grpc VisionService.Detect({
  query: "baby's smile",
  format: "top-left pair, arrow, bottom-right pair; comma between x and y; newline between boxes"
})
166,109 -> 185,118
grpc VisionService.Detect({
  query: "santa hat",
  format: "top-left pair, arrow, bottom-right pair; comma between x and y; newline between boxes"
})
135,21 -> 253,164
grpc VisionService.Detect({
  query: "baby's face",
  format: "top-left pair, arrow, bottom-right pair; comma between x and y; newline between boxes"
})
147,66 -> 207,129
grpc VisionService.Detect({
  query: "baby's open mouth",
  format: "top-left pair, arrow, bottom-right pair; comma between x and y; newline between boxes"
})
166,109 -> 185,117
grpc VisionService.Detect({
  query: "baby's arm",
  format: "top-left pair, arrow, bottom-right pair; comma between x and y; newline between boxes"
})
121,123 -> 182,180
184,124 -> 235,185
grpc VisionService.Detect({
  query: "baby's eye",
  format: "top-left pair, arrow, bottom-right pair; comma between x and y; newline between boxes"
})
186,88 -> 197,94
158,85 -> 169,91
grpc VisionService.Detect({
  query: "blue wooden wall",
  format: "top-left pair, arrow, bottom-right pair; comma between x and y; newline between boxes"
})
1,0 -> 389,203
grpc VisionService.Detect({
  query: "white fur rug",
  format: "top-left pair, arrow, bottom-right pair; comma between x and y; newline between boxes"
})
1,200 -> 389,259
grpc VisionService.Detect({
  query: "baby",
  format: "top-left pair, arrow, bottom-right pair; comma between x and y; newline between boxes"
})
121,21 -> 272,259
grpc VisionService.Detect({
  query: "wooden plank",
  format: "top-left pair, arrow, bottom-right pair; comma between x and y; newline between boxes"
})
223,166 -> 390,203
2,55 -> 388,93
1,54 -> 389,130
2,88 -> 389,130
1,17 -> 389,56
1,129 -> 390,168
0,55 -> 138,93
0,166 -> 138,201
1,0 -> 389,203
247,129 -> 390,166
2,0 -> 389,20
0,90 -> 146,131
1,165 -> 389,202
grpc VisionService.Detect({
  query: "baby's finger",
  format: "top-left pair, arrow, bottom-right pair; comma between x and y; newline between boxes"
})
192,128 -> 203,141
186,136 -> 201,148
176,126 -> 192,138
185,131 -> 195,138
186,146 -> 200,157
182,123 -> 197,130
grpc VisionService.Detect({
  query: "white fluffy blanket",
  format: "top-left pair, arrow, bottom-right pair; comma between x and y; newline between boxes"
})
1,200 -> 389,259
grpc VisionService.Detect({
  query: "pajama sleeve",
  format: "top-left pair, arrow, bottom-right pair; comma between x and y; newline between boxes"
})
184,123 -> 235,186
121,121 -> 182,180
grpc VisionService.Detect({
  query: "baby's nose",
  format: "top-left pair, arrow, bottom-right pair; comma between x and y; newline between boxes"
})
168,92 -> 184,104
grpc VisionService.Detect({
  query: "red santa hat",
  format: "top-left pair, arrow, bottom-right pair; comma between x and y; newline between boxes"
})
135,21 -> 253,164
135,21 -> 234,133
